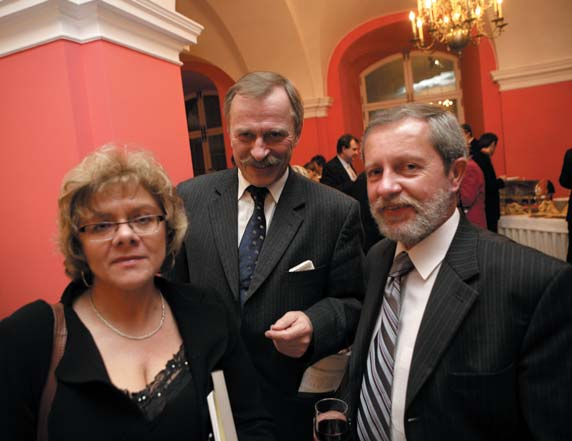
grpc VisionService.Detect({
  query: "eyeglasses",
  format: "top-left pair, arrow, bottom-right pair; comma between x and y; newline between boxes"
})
78,214 -> 166,241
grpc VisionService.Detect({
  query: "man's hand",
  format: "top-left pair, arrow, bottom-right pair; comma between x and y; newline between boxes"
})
264,311 -> 313,358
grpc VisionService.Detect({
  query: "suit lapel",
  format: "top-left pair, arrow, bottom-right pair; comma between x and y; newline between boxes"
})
244,170 -> 305,302
209,170 -> 240,301
405,217 -> 480,408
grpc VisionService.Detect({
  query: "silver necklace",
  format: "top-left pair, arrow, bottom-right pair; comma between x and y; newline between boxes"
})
89,292 -> 166,340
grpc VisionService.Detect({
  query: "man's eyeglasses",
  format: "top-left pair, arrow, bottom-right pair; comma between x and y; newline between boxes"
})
78,215 -> 166,241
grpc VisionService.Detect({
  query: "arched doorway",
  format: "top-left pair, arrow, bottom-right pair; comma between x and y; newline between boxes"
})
181,70 -> 227,175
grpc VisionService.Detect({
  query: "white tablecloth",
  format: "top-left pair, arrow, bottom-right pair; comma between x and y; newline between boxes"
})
498,215 -> 568,261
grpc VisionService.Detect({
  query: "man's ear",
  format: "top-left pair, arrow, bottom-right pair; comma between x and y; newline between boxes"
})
449,157 -> 467,192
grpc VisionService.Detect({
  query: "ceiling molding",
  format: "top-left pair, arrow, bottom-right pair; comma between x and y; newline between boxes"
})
491,57 -> 572,91
0,0 -> 203,65
304,96 -> 333,118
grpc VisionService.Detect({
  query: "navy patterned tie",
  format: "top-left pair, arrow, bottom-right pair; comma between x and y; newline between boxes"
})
238,186 -> 268,306
357,251 -> 414,441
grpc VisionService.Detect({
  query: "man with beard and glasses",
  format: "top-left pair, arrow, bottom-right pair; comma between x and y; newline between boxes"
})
170,72 -> 364,441
339,104 -> 572,441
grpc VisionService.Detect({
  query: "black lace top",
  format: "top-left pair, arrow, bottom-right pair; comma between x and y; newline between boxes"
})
125,344 -> 192,421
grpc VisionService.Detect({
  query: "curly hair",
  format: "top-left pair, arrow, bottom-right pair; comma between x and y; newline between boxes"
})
57,144 -> 188,281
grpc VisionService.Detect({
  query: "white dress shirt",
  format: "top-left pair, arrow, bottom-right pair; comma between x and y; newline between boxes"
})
370,209 -> 460,441
237,168 -> 288,246
338,155 -> 357,181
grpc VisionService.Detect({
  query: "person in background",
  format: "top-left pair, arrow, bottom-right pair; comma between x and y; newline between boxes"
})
459,134 -> 487,228
0,145 -> 274,441
348,171 -> 384,253
340,104 -> 572,441
291,164 -> 310,179
461,123 -> 479,153
304,161 -> 321,182
310,154 -> 326,178
559,147 -> 572,263
320,134 -> 360,193
471,132 -> 505,232
170,71 -> 364,441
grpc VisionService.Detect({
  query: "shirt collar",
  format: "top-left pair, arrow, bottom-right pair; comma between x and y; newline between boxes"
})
337,155 -> 352,168
237,167 -> 289,204
395,208 -> 460,281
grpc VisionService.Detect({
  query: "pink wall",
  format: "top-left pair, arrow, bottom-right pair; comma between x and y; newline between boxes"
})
500,81 -> 572,196
0,40 -> 192,317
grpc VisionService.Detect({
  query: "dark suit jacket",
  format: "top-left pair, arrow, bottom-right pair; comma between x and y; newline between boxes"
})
321,156 -> 355,193
559,148 -> 572,222
471,148 -> 504,231
341,215 -> 572,441
171,168 -> 364,441
347,172 -> 383,252
0,278 -> 274,441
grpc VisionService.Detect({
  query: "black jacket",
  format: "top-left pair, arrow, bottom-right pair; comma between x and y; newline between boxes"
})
340,216 -> 572,441
0,277 -> 274,441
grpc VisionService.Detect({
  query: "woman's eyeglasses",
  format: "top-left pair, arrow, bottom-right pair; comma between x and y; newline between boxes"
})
78,214 -> 165,241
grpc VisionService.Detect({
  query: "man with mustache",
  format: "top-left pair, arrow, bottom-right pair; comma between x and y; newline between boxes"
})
171,72 -> 364,441
340,104 -> 572,441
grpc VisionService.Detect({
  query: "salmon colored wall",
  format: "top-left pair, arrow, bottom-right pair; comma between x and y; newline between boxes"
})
500,81 -> 572,196
460,40 -> 506,175
461,44 -> 486,136
293,117 -> 329,166
0,40 -> 191,318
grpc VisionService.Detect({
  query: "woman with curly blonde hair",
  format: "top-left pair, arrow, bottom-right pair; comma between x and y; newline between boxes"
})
0,145 -> 273,441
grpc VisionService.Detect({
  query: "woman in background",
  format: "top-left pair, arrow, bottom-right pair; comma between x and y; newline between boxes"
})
460,144 -> 487,229
471,132 -> 505,232
0,145 -> 274,440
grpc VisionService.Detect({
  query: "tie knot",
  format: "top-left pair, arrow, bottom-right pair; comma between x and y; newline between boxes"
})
389,252 -> 414,278
247,186 -> 268,205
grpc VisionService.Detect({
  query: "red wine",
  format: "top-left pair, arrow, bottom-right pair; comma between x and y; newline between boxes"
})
316,418 -> 349,441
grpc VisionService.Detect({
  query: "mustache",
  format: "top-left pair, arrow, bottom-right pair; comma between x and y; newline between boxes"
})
371,196 -> 419,212
241,155 -> 283,168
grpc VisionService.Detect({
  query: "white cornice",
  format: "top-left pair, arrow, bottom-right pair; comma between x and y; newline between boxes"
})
491,58 -> 572,91
0,0 -> 203,65
304,96 -> 333,118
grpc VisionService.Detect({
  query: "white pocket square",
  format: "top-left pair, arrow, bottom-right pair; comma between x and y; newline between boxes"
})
288,260 -> 315,272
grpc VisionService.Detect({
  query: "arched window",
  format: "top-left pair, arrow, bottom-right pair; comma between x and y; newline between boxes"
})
360,51 -> 463,125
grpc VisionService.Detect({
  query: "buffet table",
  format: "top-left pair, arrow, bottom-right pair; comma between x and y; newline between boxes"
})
498,215 -> 568,261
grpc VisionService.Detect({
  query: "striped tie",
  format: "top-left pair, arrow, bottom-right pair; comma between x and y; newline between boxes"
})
357,251 -> 414,441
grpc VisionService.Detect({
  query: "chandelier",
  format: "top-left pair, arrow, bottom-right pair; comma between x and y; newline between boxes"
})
409,0 -> 508,53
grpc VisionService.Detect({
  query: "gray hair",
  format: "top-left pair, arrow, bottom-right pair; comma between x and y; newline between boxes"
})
363,104 -> 467,170
224,71 -> 304,139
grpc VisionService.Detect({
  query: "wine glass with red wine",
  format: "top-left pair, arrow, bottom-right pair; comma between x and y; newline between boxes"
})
314,398 -> 349,441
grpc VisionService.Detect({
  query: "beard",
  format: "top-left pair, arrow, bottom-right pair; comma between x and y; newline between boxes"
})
370,187 -> 455,248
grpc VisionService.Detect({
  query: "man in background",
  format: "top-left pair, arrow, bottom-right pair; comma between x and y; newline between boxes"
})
341,104 -> 572,441
461,123 -> 479,152
559,147 -> 572,263
171,71 -> 364,441
320,133 -> 360,193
